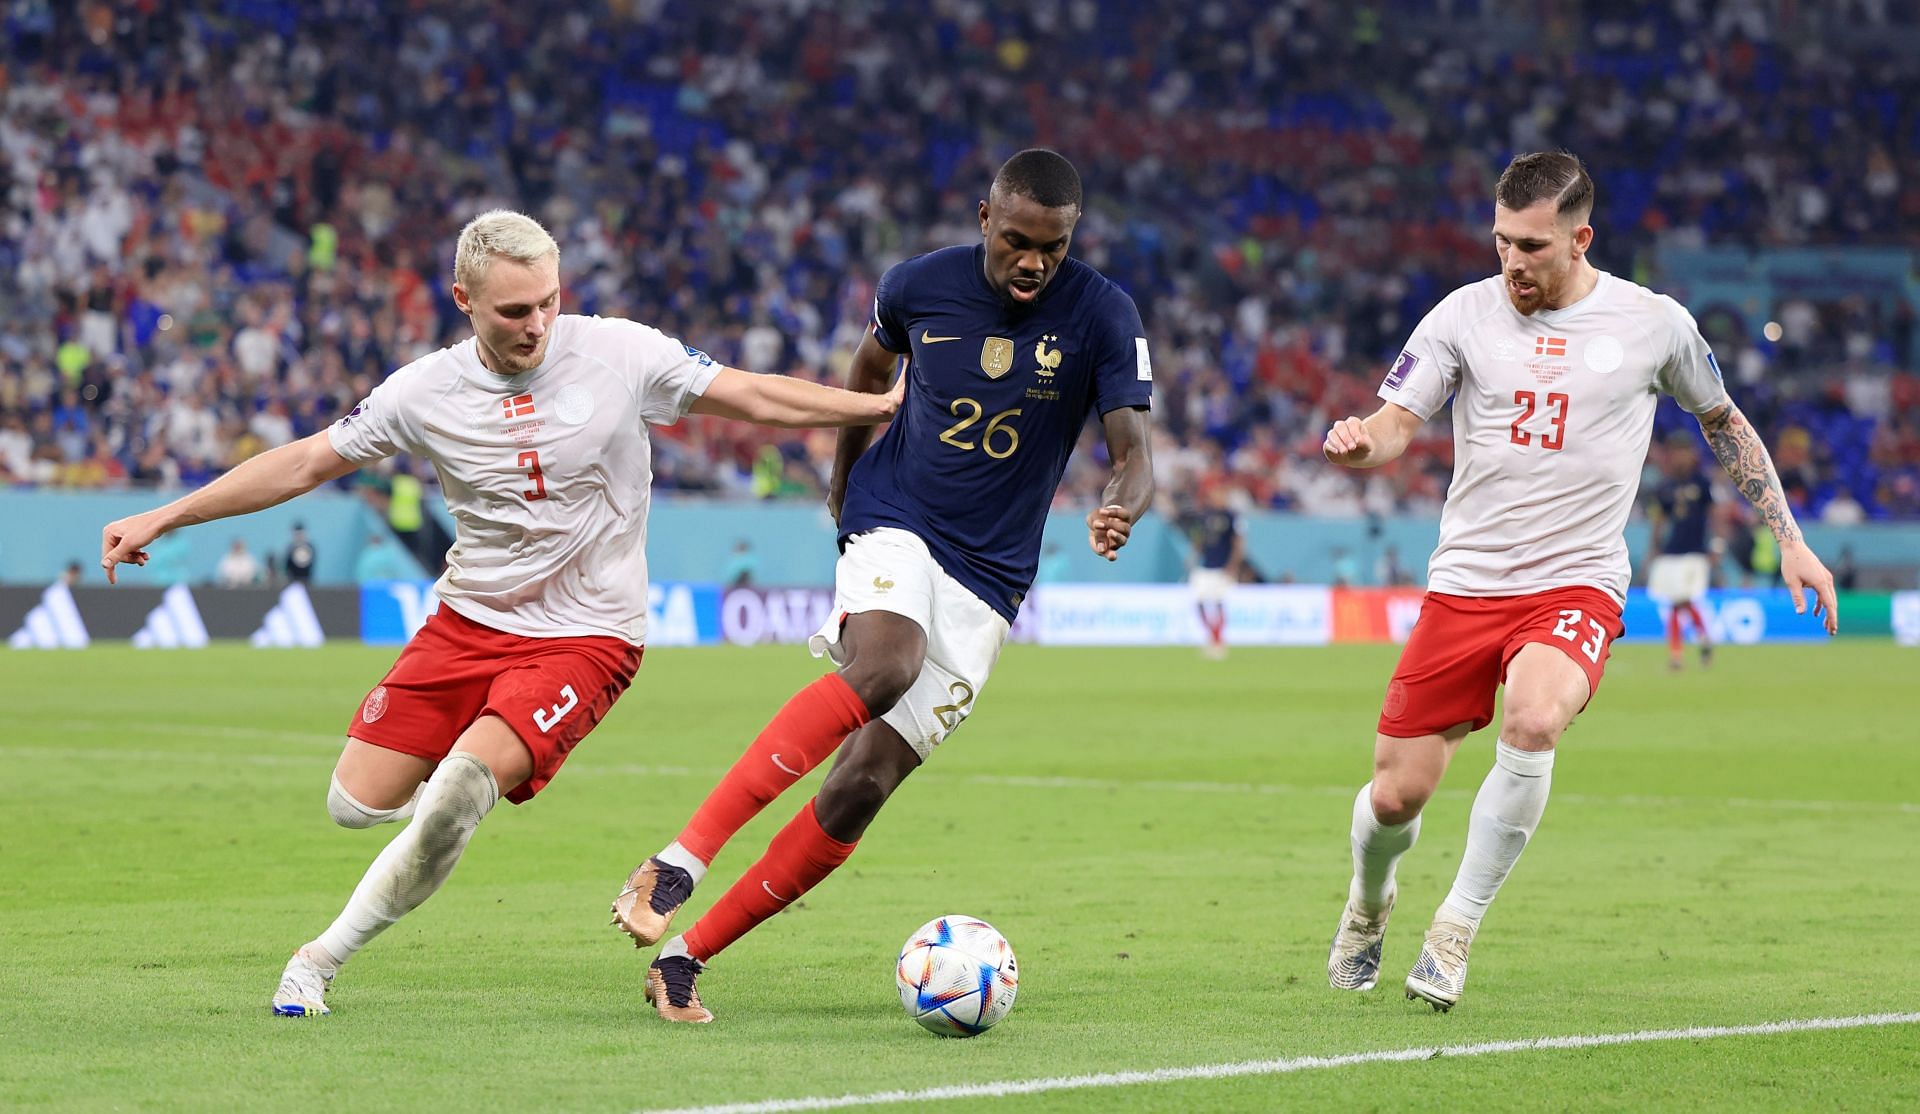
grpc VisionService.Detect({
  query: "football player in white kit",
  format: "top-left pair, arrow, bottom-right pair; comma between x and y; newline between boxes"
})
1320,153 -> 1838,1010
98,210 -> 905,1018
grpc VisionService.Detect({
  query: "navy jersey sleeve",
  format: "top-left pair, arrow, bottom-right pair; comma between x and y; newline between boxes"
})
870,261 -> 913,354
1089,286 -> 1154,415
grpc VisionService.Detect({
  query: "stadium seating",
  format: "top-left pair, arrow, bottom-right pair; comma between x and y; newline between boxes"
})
2,1 -> 1916,522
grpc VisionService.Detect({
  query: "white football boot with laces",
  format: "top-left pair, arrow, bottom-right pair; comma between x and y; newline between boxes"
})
1405,910 -> 1476,1011
1327,892 -> 1393,991
272,946 -> 336,1017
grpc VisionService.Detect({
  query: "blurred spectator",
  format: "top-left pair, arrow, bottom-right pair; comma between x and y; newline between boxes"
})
0,0 -> 1915,528
720,539 -> 758,589
1834,546 -> 1860,592
281,522 -> 317,583
386,472 -> 428,568
1331,546 -> 1361,588
1376,544 -> 1415,588
215,538 -> 263,588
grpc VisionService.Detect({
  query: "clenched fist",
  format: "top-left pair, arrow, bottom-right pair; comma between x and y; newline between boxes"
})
1323,416 -> 1374,467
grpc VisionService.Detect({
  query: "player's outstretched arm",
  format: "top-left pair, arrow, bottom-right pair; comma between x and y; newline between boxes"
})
1323,402 -> 1423,468
688,361 -> 902,430
827,332 -> 904,524
100,432 -> 359,584
1086,406 -> 1155,561
1696,402 -> 1838,633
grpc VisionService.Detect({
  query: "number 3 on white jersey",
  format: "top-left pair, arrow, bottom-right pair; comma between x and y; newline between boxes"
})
533,684 -> 579,733
1550,609 -> 1607,664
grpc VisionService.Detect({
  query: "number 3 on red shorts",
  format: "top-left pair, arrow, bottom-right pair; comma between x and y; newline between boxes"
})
1551,609 -> 1607,664
533,684 -> 579,733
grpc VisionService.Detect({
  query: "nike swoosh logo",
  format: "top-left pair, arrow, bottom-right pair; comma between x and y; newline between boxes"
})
921,331 -> 961,344
770,753 -> 803,777
762,880 -> 792,902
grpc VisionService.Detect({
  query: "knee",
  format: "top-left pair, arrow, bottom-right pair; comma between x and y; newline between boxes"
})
1368,780 -> 1428,827
818,759 -> 901,828
411,754 -> 499,852
328,776 -> 391,829
838,656 -> 919,716
1500,703 -> 1567,752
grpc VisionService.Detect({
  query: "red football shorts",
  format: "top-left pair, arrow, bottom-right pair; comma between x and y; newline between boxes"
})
1377,587 -> 1624,738
347,605 -> 644,803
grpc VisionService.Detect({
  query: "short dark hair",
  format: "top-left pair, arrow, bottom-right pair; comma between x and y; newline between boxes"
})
1496,151 -> 1593,223
992,148 -> 1082,212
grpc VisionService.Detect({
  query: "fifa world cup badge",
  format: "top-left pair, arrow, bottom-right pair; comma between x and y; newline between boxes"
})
980,337 -> 1014,379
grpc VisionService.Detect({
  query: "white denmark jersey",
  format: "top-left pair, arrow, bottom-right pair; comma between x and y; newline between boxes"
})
329,313 -> 720,643
1380,272 -> 1729,603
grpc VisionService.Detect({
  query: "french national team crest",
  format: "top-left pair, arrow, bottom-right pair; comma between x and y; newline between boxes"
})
980,337 -> 1014,379
1033,335 -> 1062,378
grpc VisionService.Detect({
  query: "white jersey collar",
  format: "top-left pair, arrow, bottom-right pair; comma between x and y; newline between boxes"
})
1524,269 -> 1611,327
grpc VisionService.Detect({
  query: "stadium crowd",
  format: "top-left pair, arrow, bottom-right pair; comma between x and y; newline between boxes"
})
3,0 -> 1918,528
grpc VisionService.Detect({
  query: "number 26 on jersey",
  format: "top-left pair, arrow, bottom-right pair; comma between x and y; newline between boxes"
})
939,397 -> 1021,459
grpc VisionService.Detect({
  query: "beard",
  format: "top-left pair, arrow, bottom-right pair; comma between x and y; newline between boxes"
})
484,335 -> 548,374
1505,275 -> 1547,315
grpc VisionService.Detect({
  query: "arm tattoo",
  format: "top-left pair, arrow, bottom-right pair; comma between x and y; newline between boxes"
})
1697,403 -> 1802,547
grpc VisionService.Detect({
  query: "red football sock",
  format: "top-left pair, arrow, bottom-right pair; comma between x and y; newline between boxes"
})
1665,608 -> 1683,656
1678,602 -> 1706,642
677,674 -> 869,864
683,799 -> 857,962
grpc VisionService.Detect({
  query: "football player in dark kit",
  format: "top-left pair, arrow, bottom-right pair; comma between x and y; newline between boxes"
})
613,149 -> 1158,1022
1644,431 -> 1718,670
1187,484 -> 1247,659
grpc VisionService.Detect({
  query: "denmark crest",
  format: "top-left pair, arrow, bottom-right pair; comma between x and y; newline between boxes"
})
363,685 -> 389,724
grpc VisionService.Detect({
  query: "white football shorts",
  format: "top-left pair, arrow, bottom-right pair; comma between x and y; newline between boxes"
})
809,527 -> 1010,760
1189,567 -> 1234,605
1647,553 -> 1711,603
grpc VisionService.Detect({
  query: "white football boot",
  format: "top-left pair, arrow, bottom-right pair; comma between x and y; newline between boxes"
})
1327,892 -> 1393,991
271,946 -> 336,1017
1405,910 -> 1476,1012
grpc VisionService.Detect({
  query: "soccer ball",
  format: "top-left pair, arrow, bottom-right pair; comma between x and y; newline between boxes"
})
895,915 -> 1019,1037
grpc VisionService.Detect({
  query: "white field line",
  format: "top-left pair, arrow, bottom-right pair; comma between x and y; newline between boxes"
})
10,736 -> 1920,816
636,1011 -> 1920,1114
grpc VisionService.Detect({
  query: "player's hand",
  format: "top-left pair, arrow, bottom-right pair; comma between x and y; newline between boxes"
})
1323,416 -> 1373,467
1086,503 -> 1134,561
878,367 -> 907,417
826,482 -> 845,527
101,510 -> 168,585
1779,538 -> 1839,635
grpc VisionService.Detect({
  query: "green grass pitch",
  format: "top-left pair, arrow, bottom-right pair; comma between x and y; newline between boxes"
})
3,641 -> 1917,1111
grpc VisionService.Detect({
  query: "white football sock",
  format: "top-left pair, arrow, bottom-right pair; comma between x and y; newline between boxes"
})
327,774 -> 422,829
1349,781 -> 1420,916
655,840 -> 708,886
1440,740 -> 1555,928
313,753 -> 499,966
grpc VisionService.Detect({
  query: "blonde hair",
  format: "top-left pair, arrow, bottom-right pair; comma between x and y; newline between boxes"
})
453,209 -> 560,291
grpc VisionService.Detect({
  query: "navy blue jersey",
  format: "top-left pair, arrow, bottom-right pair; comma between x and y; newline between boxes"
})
840,245 -> 1154,620
1655,473 -> 1714,555
1191,509 -> 1239,570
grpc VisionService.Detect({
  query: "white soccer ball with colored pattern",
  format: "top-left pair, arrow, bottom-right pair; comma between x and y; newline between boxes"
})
895,915 -> 1019,1036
